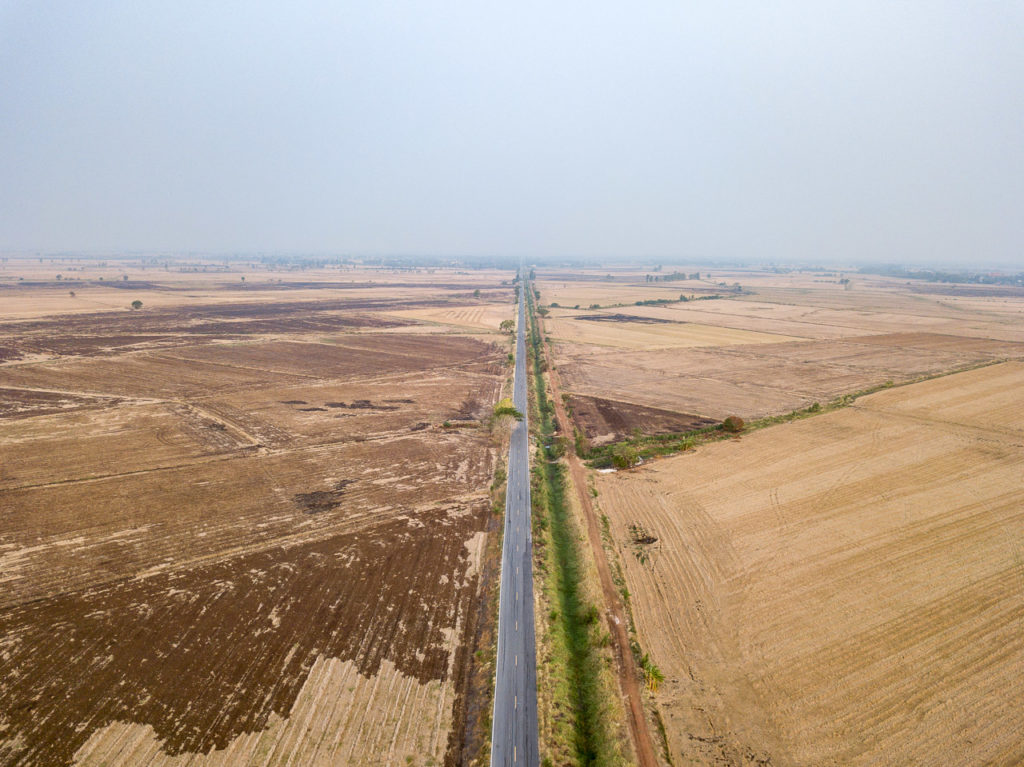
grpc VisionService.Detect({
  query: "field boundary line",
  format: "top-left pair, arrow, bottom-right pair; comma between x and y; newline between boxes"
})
155,351 -> 324,380
848,402 -> 1024,442
579,357 -> 1014,470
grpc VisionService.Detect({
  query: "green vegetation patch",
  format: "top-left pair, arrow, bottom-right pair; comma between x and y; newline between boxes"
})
493,398 -> 524,421
526,283 -> 626,767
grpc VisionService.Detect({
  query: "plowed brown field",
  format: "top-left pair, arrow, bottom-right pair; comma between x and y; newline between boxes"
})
595,363 -> 1024,766
567,394 -> 715,446
0,262 -> 513,767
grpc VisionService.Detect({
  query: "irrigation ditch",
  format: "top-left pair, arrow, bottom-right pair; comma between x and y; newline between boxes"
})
525,279 -> 639,767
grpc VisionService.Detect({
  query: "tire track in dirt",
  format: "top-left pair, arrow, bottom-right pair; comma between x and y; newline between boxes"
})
597,479 -> 777,765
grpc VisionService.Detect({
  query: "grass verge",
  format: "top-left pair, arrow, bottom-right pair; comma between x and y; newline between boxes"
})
526,281 -> 628,767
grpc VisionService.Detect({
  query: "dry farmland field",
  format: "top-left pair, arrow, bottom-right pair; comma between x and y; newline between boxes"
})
533,267 -> 1024,766
595,362 -> 1024,765
3,258 -> 1024,767
539,268 -> 1024,427
0,258 -> 515,766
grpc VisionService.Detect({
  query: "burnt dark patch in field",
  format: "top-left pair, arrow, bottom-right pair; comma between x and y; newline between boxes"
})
455,396 -> 483,419
629,523 -> 658,545
95,280 -> 170,290
185,315 -> 396,335
0,388 -> 121,420
0,336 -> 199,362
324,400 -> 400,411
568,394 -> 716,445
446,510 -> 502,766
908,284 -> 1024,297
574,313 -> 678,324
226,281 -> 385,290
410,422 -> 430,431
297,406 -> 328,412
0,281 -> 86,289
0,502 -> 488,765
159,336 -> 502,384
384,398 -> 415,404
293,480 -> 354,513
213,281 -> 490,292
16,334 -> 189,357
0,299 -> 443,345
0,345 -> 24,362
0,337 -> 502,401
280,399 -> 307,405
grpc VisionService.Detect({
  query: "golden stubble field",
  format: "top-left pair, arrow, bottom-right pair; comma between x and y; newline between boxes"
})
595,362 -> 1024,766
0,261 -> 516,767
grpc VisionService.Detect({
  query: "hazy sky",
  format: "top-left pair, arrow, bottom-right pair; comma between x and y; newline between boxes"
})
1,2 -> 1021,266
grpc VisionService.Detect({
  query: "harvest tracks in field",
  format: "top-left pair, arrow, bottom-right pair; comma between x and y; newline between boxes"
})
596,362 -> 1024,765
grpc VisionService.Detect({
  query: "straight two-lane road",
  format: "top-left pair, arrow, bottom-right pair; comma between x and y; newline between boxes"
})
490,278 -> 539,767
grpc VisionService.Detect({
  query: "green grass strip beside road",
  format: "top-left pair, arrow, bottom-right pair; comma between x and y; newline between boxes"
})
526,282 -> 626,767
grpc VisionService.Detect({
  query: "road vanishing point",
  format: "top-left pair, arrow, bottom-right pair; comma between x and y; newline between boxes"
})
490,277 -> 539,767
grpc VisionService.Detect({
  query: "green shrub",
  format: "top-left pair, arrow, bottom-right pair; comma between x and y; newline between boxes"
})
610,444 -> 639,468
493,398 -> 524,421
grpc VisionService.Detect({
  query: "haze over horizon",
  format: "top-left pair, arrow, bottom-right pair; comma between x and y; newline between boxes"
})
1,2 -> 1022,268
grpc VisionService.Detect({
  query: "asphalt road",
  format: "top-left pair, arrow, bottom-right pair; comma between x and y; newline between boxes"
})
490,280 -> 539,767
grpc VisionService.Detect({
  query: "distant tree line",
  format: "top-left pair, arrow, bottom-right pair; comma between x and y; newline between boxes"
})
860,265 -> 1024,285
644,271 -> 700,282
